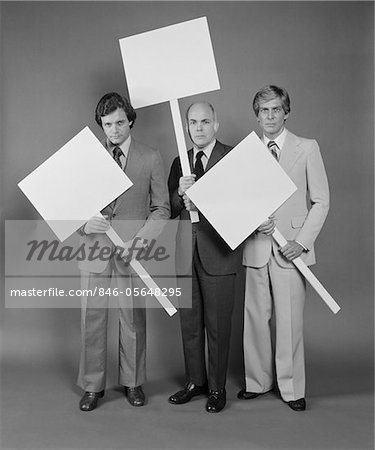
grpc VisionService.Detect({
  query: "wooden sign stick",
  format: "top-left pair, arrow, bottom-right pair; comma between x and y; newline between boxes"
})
105,220 -> 177,316
272,228 -> 340,314
170,99 -> 199,223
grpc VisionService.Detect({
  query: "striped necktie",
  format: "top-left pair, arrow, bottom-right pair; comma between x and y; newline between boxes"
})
113,146 -> 124,169
267,141 -> 279,161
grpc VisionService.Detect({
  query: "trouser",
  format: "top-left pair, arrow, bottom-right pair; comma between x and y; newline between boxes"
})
179,250 -> 235,391
243,254 -> 306,401
77,259 -> 146,392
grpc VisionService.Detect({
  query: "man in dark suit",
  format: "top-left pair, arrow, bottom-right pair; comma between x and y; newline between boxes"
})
168,102 -> 240,413
77,92 -> 170,411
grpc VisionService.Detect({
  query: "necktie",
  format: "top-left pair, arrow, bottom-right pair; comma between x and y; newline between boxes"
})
267,141 -> 279,161
113,146 -> 124,168
194,151 -> 205,180
109,146 -> 124,214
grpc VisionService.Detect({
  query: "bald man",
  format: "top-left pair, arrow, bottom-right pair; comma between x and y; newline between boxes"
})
167,102 -> 241,413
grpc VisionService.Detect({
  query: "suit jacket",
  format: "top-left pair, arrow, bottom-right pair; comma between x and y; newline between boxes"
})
168,140 -> 241,276
79,138 -> 170,273
243,130 -> 329,269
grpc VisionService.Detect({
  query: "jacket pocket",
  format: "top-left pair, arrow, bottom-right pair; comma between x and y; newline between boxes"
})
291,214 -> 307,229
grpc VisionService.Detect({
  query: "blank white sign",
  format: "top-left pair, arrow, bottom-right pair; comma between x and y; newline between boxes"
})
119,17 -> 220,108
186,132 -> 297,250
18,127 -> 133,242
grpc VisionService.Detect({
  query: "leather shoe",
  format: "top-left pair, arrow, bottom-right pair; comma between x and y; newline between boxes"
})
79,390 -> 104,412
168,382 -> 208,405
206,389 -> 226,413
287,398 -> 306,411
237,389 -> 260,400
124,386 -> 145,407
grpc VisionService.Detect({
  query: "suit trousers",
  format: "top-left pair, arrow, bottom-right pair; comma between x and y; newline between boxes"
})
77,258 -> 146,392
243,253 -> 306,401
179,249 -> 235,391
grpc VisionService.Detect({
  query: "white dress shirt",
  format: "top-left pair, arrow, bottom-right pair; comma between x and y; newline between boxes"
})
263,128 -> 287,160
193,139 -> 216,171
108,135 -> 131,170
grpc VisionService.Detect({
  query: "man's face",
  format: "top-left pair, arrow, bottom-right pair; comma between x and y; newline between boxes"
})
101,108 -> 131,146
187,103 -> 219,149
257,97 -> 288,139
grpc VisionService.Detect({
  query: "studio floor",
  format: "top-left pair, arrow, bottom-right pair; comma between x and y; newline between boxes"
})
1,358 -> 373,450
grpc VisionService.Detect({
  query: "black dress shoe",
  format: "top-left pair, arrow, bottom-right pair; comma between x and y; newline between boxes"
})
287,398 -> 306,411
206,389 -> 226,413
168,382 -> 208,405
237,389 -> 260,400
124,386 -> 145,407
79,390 -> 104,412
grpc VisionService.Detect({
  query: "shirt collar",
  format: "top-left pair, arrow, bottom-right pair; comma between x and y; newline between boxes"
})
107,135 -> 131,158
193,139 -> 216,161
263,128 -> 287,150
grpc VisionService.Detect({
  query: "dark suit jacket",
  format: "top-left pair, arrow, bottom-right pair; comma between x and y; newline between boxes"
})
168,140 -> 241,276
79,138 -> 170,273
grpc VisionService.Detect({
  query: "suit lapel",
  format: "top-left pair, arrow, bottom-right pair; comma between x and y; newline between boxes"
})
279,131 -> 302,173
188,141 -> 227,174
206,141 -> 227,172
124,139 -> 145,181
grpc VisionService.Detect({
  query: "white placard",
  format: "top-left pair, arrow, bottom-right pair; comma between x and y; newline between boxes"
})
119,17 -> 220,108
18,126 -> 133,242
186,132 -> 297,250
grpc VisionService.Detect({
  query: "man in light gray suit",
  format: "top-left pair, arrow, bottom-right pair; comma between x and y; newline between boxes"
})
77,92 -> 170,411
238,86 -> 329,411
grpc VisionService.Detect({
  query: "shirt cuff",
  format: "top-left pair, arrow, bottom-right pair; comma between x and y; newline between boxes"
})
295,240 -> 308,251
77,224 -> 87,236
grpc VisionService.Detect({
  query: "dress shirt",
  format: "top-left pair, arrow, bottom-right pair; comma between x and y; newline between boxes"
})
263,128 -> 287,161
193,139 -> 216,171
108,135 -> 131,169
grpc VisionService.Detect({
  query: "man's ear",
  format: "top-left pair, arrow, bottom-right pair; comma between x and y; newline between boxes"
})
214,121 -> 219,133
283,113 -> 289,123
129,121 -> 133,128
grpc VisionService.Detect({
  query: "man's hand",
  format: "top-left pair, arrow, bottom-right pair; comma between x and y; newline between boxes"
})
84,215 -> 110,234
114,239 -> 132,260
178,175 -> 196,196
279,240 -> 305,261
257,215 -> 275,235
182,194 -> 198,212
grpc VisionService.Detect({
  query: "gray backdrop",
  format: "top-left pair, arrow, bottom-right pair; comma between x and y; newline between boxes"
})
0,1 -> 373,449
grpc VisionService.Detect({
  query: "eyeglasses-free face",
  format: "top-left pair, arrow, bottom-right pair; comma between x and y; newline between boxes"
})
257,97 -> 289,139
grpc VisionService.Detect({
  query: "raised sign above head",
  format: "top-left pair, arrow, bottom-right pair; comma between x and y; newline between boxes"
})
119,17 -> 220,108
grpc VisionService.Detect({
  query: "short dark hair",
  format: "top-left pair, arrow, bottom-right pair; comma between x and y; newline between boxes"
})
95,92 -> 136,129
252,85 -> 291,116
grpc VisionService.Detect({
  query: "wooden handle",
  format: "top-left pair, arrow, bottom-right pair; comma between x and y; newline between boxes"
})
103,219 -> 177,316
272,228 -> 340,314
169,99 -> 199,223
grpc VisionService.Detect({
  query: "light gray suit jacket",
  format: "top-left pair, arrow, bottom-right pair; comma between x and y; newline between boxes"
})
243,130 -> 329,268
78,138 -> 170,273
